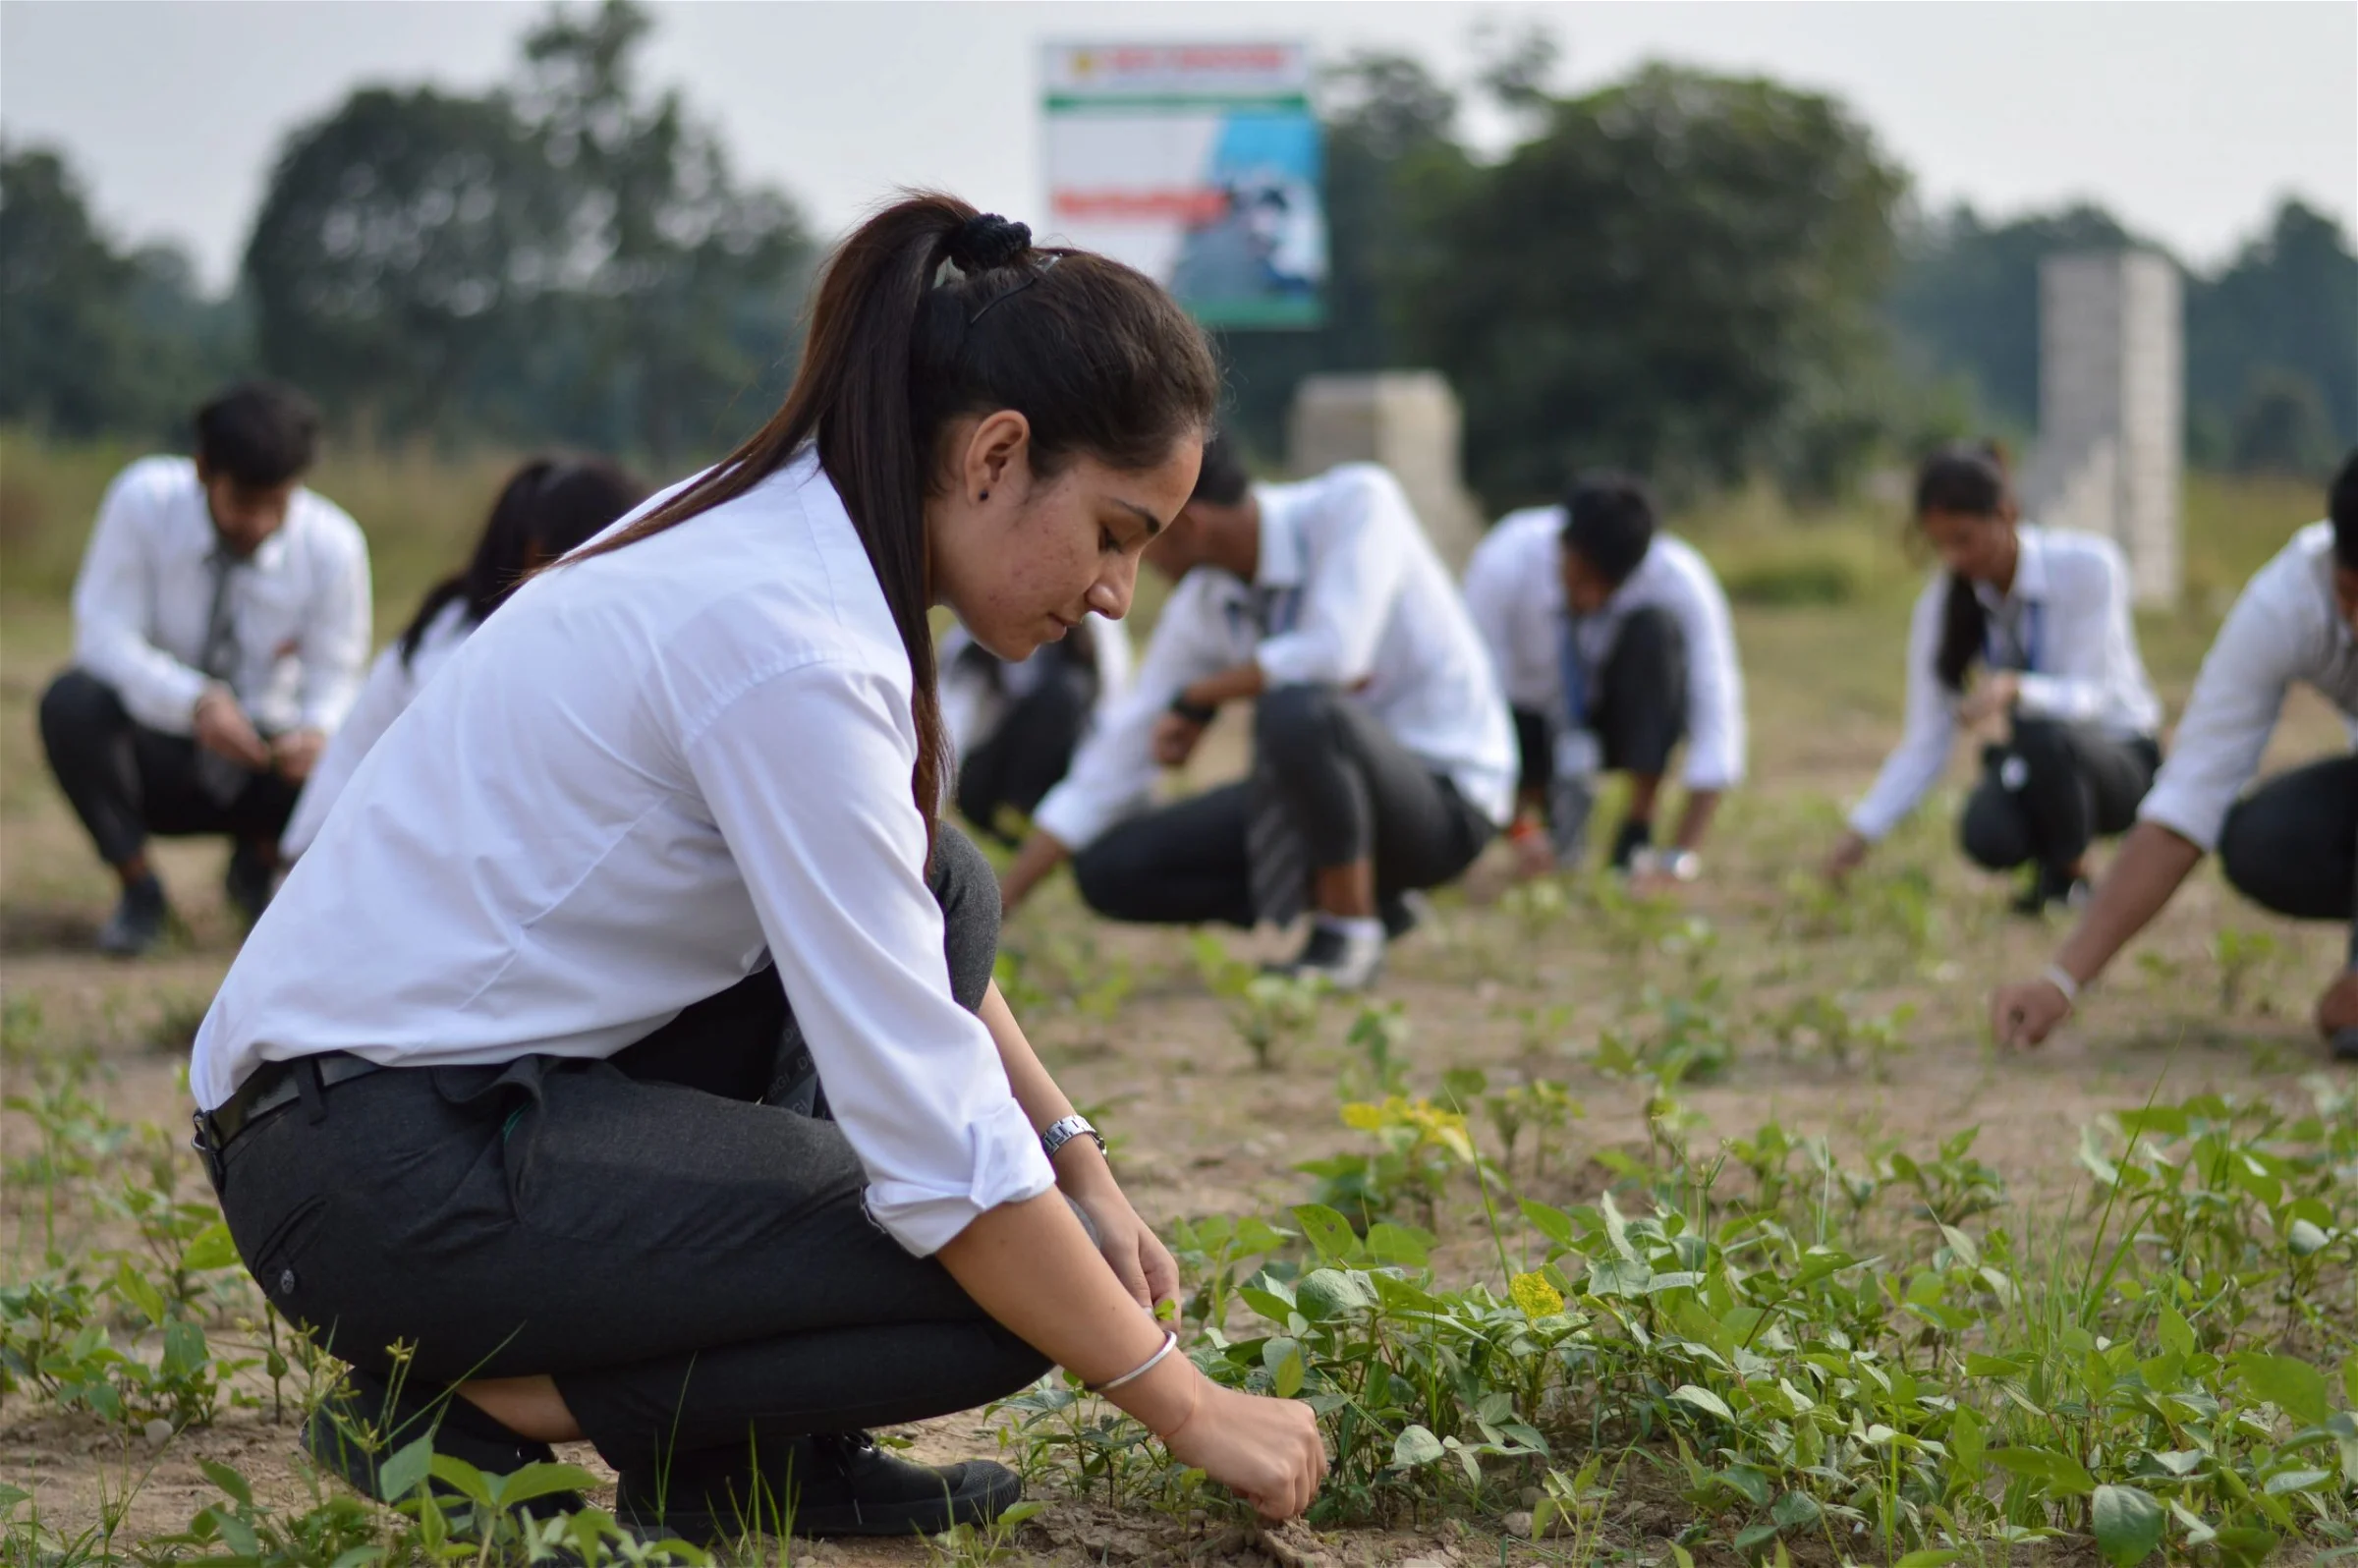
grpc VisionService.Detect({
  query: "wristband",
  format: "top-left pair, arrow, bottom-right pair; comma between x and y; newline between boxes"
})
1167,694 -> 1217,727
2041,963 -> 2081,1004
1086,1327 -> 1178,1393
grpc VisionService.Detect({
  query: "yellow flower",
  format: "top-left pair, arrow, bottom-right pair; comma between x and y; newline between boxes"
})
1510,1271 -> 1566,1318
1341,1101 -> 1388,1131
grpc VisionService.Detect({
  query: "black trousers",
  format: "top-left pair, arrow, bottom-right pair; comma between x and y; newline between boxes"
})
1071,684 -> 1494,926
209,824 -> 1049,1479
1959,716 -> 2161,876
2217,754 -> 2358,962
38,668 -> 298,868
955,661 -> 1096,847
1510,604 -> 1690,803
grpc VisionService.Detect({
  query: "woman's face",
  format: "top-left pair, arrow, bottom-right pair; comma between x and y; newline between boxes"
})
931,412 -> 1203,660
1920,506 -> 2018,587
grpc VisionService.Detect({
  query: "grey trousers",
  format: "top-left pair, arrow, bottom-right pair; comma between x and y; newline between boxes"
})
2218,754 -> 2358,962
209,824 -> 1049,1477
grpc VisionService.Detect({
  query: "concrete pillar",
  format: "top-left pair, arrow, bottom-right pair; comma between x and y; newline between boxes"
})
1286,370 -> 1483,568
2022,251 -> 2183,606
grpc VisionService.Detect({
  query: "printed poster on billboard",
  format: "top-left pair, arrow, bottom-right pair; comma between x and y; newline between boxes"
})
1042,41 -> 1326,329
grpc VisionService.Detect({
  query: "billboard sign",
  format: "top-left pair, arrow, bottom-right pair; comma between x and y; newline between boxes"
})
1042,41 -> 1325,328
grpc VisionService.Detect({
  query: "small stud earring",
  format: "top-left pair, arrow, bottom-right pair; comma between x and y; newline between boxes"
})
979,489 -> 990,501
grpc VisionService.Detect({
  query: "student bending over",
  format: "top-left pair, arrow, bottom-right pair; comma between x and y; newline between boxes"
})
1825,443 -> 2162,913
279,456 -> 648,861
187,198 -> 1324,1542
1994,448 -> 2358,1057
997,432 -> 1516,990
1463,471 -> 1747,887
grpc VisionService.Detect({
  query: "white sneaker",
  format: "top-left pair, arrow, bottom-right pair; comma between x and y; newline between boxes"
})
1269,921 -> 1385,991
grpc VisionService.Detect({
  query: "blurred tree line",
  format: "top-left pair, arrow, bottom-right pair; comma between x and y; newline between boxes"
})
1,1 -> 810,467
2,2 -> 2350,503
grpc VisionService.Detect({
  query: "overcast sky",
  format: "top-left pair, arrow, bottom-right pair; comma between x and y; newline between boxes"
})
3,1 -> 2352,294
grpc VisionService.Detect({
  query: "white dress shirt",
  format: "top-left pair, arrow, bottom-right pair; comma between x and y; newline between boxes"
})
1033,463 -> 1517,852
70,456 -> 371,736
939,613 -> 1133,763
1462,508 -> 1749,791
1848,524 -> 2162,842
279,599 -> 474,861
192,452 -> 1055,1258
2139,522 -> 2358,852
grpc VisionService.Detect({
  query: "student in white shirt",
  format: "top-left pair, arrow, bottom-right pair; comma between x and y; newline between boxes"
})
1463,472 -> 1747,887
1825,443 -> 2162,913
187,200 -> 1324,1540
1994,449 -> 2358,1057
940,613 -> 1131,844
999,432 -> 1516,990
37,383 -> 370,955
280,456 -> 648,861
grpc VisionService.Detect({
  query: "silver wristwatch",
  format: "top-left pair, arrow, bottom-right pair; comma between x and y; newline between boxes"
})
1041,1114 -> 1106,1161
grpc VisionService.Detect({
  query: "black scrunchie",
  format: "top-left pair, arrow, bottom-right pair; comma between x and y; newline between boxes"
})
947,212 -> 1031,272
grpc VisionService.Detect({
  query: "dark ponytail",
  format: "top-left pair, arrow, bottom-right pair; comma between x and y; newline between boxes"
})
401,456 -> 648,668
1917,440 -> 2012,693
573,193 -> 1217,841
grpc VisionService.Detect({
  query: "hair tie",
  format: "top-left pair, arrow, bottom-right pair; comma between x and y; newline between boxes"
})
947,212 -> 1032,273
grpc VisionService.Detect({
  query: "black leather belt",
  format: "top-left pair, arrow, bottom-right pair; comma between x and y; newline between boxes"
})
192,1052 -> 382,1186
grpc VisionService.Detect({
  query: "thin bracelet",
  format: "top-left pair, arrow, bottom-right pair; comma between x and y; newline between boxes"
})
2042,963 -> 2082,1004
1086,1328 -> 1178,1394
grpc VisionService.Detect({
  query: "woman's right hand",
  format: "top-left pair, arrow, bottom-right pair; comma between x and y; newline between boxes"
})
1155,1378 -> 1327,1520
1821,830 -> 1869,887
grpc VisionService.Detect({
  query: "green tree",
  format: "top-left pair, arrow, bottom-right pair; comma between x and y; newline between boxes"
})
244,0 -> 812,460
2189,199 -> 2358,462
1400,65 -> 1908,506
0,144 -> 237,441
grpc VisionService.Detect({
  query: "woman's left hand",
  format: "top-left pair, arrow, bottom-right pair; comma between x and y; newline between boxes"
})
1957,671 -> 2021,726
1070,1183 -> 1181,1311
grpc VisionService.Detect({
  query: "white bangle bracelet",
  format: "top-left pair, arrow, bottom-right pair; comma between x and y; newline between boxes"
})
1086,1328 -> 1178,1394
2042,963 -> 2082,1004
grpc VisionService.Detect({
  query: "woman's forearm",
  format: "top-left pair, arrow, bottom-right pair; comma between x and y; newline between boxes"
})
934,1190 -> 1195,1428
980,981 -> 1118,1196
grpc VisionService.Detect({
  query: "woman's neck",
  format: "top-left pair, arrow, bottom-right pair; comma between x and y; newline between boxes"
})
1990,528 -> 2021,595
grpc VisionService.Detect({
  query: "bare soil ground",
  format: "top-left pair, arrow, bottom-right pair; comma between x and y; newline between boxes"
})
5,594 -> 2350,1566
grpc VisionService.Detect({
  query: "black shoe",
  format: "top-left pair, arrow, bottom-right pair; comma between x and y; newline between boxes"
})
1608,818 -> 1653,873
1378,891 -> 1427,942
618,1431 -> 1021,1541
2010,866 -> 2089,918
225,844 -> 277,927
2330,1027 -> 2358,1063
96,876 -> 169,958
304,1364 -> 581,1518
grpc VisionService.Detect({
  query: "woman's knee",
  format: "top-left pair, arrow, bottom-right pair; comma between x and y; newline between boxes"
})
926,823 -> 1000,1008
1959,787 -> 2031,870
37,668 -> 123,752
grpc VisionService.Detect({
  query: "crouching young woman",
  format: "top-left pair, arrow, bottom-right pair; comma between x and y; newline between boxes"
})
187,196 -> 1327,1540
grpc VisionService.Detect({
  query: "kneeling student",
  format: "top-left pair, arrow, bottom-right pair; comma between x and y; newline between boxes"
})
280,456 -> 648,861
1463,471 -> 1746,884
1825,443 -> 2162,912
941,612 -> 1130,844
1994,448 -> 2358,1057
999,432 -> 1515,990
188,200 -> 1324,1540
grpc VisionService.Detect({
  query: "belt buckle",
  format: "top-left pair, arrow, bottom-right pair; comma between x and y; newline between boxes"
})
191,1107 -> 226,1189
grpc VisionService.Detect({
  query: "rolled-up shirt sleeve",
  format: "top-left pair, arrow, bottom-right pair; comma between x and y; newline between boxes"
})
72,469 -> 210,733
686,660 -> 1054,1256
1848,579 -> 1958,842
1256,471 -> 1409,689
2136,586 -> 2300,853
